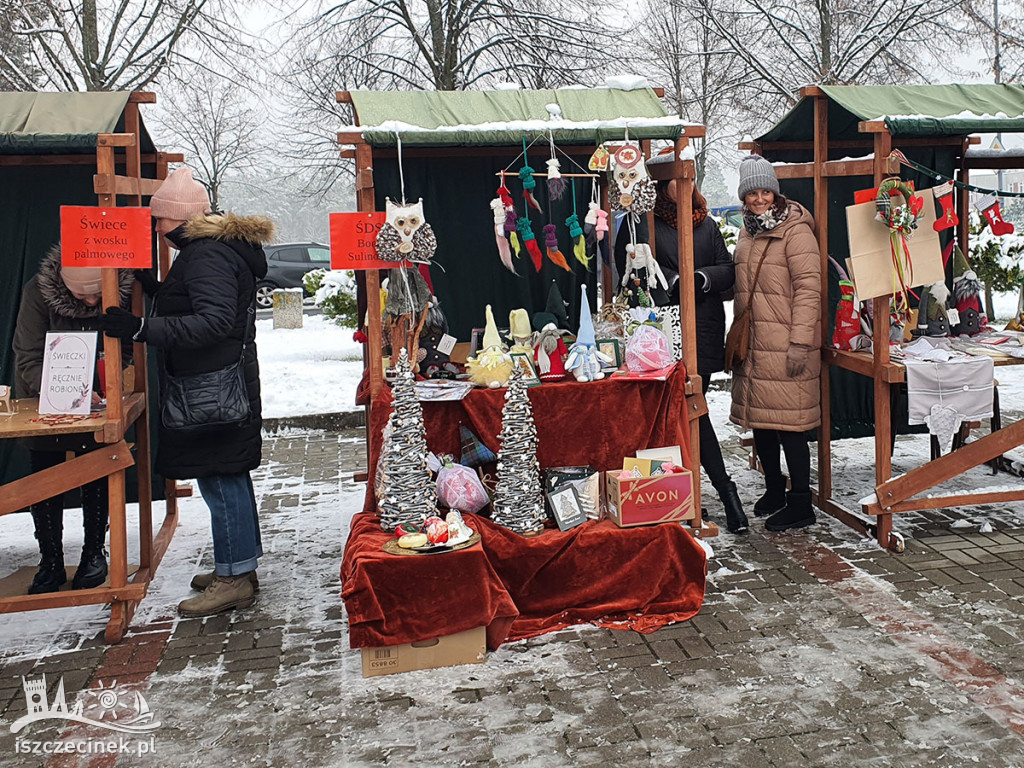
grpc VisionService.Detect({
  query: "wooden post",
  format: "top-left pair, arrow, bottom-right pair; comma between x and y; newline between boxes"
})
872,129 -> 894,548
814,93 -> 832,503
675,136 -> 702,527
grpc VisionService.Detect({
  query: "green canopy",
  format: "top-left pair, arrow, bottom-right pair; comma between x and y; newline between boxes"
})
348,88 -> 695,146
0,91 -> 158,154
759,84 -> 1024,143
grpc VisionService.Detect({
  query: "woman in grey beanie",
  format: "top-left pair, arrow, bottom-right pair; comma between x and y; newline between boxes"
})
729,155 -> 821,532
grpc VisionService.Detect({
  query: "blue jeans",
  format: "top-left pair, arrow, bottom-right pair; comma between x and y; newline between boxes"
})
197,473 -> 262,576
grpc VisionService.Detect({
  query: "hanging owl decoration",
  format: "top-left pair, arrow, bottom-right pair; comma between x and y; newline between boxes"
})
375,198 -> 437,262
608,145 -> 655,215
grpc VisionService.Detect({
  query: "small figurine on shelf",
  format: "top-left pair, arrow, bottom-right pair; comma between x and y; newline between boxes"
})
466,305 -> 514,388
565,285 -> 613,382
532,323 -> 570,382
913,281 -> 951,337
951,244 -> 986,336
508,308 -> 533,354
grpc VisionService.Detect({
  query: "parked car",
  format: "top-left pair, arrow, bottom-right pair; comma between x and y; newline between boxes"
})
711,205 -> 743,229
256,242 -> 331,308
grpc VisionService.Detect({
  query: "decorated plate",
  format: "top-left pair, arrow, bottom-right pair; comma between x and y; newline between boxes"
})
383,530 -> 480,556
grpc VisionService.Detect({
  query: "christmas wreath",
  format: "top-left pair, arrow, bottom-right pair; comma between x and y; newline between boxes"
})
874,178 -> 925,320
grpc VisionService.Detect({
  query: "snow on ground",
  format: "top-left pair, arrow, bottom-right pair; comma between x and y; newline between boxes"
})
255,314 -> 363,418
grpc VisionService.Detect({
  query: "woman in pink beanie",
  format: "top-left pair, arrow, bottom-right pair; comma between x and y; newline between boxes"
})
98,166 -> 275,617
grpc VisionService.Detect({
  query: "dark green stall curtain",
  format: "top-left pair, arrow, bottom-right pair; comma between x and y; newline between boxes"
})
0,165 -> 162,504
371,151 -> 599,342
779,145 -> 959,440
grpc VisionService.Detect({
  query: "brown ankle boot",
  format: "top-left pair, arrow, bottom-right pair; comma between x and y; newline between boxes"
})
178,574 -> 256,617
191,570 -> 259,592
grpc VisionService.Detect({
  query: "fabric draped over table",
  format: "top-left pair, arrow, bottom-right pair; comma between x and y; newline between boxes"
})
343,368 -> 704,649
362,367 -> 694,516
342,512 -> 707,649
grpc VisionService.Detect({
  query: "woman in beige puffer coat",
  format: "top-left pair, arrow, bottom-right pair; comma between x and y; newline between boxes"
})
730,155 -> 821,532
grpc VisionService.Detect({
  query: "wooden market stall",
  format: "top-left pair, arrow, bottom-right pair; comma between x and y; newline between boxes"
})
742,83 -> 1024,551
0,91 -> 184,642
337,88 -> 713,650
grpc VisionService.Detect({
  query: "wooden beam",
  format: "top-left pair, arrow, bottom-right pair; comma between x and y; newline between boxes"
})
872,129 -> 893,505
337,90 -> 353,104
859,120 -> 889,133
875,418 -> 1024,509
774,157 -> 898,179
652,87 -> 666,97
800,85 -> 825,98
964,156 -> 1024,170
93,174 -> 164,196
0,441 -> 134,516
825,349 -> 904,382
97,133 -> 136,147
864,487 -> 1024,516
0,582 -> 147,614
338,131 -> 364,144
813,93 -> 832,504
128,92 -> 156,103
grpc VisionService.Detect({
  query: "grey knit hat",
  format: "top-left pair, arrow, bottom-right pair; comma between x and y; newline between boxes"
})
737,154 -> 780,201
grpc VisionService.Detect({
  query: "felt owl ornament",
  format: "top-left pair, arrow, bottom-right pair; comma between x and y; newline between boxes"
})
609,145 -> 656,215
376,198 -> 438,262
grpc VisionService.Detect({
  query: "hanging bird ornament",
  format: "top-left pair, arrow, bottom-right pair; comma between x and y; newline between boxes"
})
609,145 -> 655,216
375,198 -> 437,262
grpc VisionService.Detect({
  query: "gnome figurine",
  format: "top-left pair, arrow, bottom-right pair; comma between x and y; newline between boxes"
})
913,281 -> 951,337
533,323 -> 569,382
951,245 -> 985,336
508,308 -> 533,354
565,284 -> 613,382
466,305 -> 514,388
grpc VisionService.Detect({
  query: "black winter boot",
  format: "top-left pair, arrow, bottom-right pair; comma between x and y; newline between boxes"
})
765,491 -> 816,532
28,497 -> 66,594
716,480 -> 749,534
73,481 -> 108,590
753,474 -> 788,517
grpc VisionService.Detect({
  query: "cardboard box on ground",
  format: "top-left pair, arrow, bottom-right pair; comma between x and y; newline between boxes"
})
361,626 -> 487,678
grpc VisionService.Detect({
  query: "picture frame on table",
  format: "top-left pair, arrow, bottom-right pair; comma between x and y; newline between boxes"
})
546,484 -> 588,531
509,352 -> 541,387
595,338 -> 622,369
468,327 -> 486,357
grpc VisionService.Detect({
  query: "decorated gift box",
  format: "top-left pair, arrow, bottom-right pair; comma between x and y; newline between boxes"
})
604,469 -> 695,528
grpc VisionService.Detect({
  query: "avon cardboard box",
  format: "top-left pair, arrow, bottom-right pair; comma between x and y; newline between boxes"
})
361,626 -> 486,678
604,469 -> 695,527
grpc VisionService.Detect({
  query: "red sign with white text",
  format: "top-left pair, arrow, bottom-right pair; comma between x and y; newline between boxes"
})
330,212 -> 409,270
60,206 -> 152,268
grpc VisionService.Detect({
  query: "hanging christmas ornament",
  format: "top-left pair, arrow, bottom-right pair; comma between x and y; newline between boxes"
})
519,145 -> 543,213
376,198 -> 437,262
874,178 -> 925,321
466,304 -> 514,388
566,182 -> 589,269
609,144 -> 656,215
976,194 -> 1015,236
832,281 -> 862,350
490,196 -> 518,275
931,181 -> 959,232
546,147 -> 566,201
517,215 -> 543,272
588,144 -> 611,171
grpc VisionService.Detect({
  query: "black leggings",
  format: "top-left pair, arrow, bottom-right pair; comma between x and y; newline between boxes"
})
752,429 -> 811,493
699,377 -> 730,489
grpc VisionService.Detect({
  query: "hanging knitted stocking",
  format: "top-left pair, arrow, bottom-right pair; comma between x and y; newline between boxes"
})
931,181 -> 958,232
977,194 -> 1015,235
517,216 -> 543,272
542,224 -> 571,271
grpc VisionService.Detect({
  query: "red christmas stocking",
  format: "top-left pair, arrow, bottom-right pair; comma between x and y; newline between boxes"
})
931,181 -> 958,232
979,195 -> 1015,235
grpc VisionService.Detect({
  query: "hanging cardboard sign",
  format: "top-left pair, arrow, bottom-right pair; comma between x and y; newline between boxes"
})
845,196 -> 945,301
330,212 -> 409,270
60,206 -> 152,268
38,332 -> 98,415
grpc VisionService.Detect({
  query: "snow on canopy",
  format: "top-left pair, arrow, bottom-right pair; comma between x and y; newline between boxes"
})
345,88 -> 700,146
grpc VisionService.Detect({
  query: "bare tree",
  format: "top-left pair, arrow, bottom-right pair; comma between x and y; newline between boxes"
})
151,67 -> 265,210
691,0 -> 965,117
0,0 -> 248,91
962,0 -> 1024,82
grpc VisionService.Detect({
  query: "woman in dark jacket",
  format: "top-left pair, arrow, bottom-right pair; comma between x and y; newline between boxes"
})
98,167 -> 274,617
615,173 -> 749,534
12,253 -> 133,593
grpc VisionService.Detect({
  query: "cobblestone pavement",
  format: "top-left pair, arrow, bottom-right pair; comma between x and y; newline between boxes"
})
3,426 -> 1024,767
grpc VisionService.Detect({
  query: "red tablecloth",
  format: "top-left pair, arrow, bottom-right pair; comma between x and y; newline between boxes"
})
341,512 -> 707,649
362,367 -> 693,514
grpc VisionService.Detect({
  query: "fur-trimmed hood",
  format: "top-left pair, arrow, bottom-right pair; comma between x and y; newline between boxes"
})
36,246 -> 134,319
183,212 -> 276,245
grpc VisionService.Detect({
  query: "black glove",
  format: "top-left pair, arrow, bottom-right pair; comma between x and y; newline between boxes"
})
134,268 -> 161,297
96,306 -> 145,342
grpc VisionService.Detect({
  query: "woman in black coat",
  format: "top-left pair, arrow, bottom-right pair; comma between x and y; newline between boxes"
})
615,177 -> 749,534
98,167 -> 274,616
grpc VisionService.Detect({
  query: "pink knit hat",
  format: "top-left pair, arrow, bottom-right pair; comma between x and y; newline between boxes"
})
150,167 -> 212,220
61,266 -> 103,295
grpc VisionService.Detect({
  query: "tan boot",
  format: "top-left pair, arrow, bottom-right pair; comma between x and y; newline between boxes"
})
191,570 -> 259,592
178,574 -> 256,617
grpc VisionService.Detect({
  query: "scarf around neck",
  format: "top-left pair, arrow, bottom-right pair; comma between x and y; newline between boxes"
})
654,189 -> 707,230
743,198 -> 790,236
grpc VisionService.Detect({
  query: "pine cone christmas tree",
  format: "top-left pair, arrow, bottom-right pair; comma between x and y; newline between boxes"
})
491,368 -> 546,535
377,348 -> 438,531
